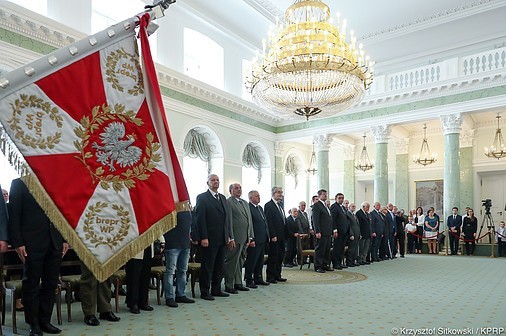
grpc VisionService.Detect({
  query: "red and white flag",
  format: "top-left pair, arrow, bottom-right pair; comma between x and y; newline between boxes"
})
0,12 -> 189,281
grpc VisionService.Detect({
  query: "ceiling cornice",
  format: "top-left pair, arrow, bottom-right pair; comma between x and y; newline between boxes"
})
361,0 -> 502,44
242,0 -> 283,23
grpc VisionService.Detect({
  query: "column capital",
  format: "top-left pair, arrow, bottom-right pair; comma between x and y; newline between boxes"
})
371,125 -> 391,144
460,129 -> 475,148
274,141 -> 284,157
314,134 -> 333,151
395,138 -> 410,155
343,144 -> 355,160
440,113 -> 462,134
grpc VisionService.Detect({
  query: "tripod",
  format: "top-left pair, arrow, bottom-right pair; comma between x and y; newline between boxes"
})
477,208 -> 496,257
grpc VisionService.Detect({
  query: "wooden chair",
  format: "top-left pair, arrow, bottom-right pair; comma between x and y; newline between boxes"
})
150,266 -> 165,305
297,235 -> 315,269
185,247 -> 201,298
59,274 -> 81,322
110,270 -> 126,313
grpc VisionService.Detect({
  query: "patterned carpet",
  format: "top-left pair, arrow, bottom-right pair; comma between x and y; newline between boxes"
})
1,254 -> 504,336
282,267 -> 367,284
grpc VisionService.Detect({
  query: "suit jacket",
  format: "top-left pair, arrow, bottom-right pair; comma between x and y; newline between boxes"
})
395,215 -> 406,235
312,200 -> 333,236
347,210 -> 360,238
385,210 -> 396,235
285,216 -> 303,236
298,210 -> 311,234
447,214 -> 462,232
195,190 -> 233,247
248,203 -> 269,244
0,185 -> 8,242
370,209 -> 385,236
330,202 -> 349,236
356,209 -> 372,238
226,197 -> 254,245
8,178 -> 63,251
264,199 -> 286,242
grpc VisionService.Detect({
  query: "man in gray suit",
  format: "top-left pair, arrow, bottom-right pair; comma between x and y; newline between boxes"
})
345,201 -> 361,267
224,183 -> 254,294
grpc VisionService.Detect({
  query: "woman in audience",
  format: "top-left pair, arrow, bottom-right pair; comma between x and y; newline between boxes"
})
424,209 -> 439,254
414,207 -> 424,254
462,208 -> 477,256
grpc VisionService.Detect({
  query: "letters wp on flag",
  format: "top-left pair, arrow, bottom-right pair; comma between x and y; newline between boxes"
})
0,13 -> 189,281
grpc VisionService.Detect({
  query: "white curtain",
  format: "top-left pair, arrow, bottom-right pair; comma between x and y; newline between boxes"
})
242,144 -> 262,183
183,129 -> 212,174
284,154 -> 300,188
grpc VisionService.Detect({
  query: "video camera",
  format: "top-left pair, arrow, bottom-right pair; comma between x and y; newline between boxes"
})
482,198 -> 492,214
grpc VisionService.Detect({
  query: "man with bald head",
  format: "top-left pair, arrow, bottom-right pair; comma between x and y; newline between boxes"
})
195,174 -> 235,300
224,183 -> 254,294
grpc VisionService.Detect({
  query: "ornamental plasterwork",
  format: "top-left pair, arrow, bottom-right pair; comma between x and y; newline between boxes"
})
361,0 -> 494,41
343,145 -> 355,161
460,129 -> 475,148
0,7 -> 80,48
395,138 -> 410,155
314,134 -> 333,151
242,0 -> 283,23
371,125 -> 391,144
274,141 -> 284,157
440,113 -> 463,134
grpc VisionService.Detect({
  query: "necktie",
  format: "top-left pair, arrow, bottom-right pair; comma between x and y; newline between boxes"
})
258,206 -> 265,220
215,193 -> 220,201
277,202 -> 284,218
453,215 -> 456,220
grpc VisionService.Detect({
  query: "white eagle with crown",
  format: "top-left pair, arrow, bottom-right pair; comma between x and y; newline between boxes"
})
92,121 -> 142,172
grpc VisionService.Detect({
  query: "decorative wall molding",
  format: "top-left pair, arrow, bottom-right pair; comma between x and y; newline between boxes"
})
242,0 -> 283,23
343,145 -> 356,161
371,125 -> 391,144
314,134 -> 333,151
440,113 -> 463,134
460,129 -> 475,147
395,138 -> 410,155
274,142 -> 284,157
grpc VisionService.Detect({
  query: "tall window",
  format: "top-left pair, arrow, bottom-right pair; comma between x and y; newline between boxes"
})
184,28 -> 224,89
92,0 -> 158,60
283,154 -> 306,214
0,153 -> 19,191
241,143 -> 270,201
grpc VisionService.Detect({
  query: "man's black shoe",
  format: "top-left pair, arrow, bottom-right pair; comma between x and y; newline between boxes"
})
234,284 -> 250,291
139,305 -> 154,311
246,282 -> 258,289
266,279 -> 277,284
255,280 -> 269,286
130,305 -> 140,314
323,267 -> 334,271
346,263 -> 355,267
99,311 -> 121,322
40,322 -> 62,334
341,265 -> 348,269
84,315 -> 100,326
275,277 -> 287,282
200,293 -> 215,300
315,268 -> 325,273
29,327 -> 43,336
224,287 -> 238,294
283,263 -> 294,268
212,291 -> 230,297
118,287 -> 127,296
166,298 -> 178,307
175,296 -> 195,303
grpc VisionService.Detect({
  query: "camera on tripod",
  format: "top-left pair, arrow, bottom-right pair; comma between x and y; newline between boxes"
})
482,198 -> 492,211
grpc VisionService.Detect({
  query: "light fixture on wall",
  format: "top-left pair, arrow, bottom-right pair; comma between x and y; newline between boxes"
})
413,124 -> 437,166
246,0 -> 374,120
306,141 -> 317,175
355,134 -> 374,172
485,114 -> 506,159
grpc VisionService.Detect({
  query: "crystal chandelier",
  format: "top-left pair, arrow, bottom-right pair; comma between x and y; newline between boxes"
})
485,115 -> 506,159
355,134 -> 374,172
413,124 -> 437,166
307,141 -> 317,175
246,0 -> 374,120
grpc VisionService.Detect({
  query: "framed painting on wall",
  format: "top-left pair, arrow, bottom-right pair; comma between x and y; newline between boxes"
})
415,179 -> 444,217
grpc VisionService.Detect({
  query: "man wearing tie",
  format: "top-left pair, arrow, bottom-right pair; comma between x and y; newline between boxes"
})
298,201 -> 313,250
245,190 -> 269,288
195,174 -> 235,300
312,189 -> 333,273
345,202 -> 361,267
330,193 -> 349,270
224,183 -> 254,294
447,207 -> 462,255
264,186 -> 287,283
356,202 -> 371,265
284,208 -> 304,267
370,201 -> 385,262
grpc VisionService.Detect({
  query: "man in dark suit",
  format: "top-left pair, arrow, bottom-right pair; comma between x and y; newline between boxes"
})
330,193 -> 348,270
0,184 -> 8,253
195,174 -> 234,300
245,190 -> 269,288
447,207 -> 462,255
356,201 -> 371,265
284,208 -> 304,267
224,183 -> 253,294
385,203 -> 397,259
8,178 -> 68,336
312,189 -> 333,273
345,201 -> 361,267
370,201 -> 385,262
264,186 -> 287,283
394,207 -> 407,258
298,201 -> 313,250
